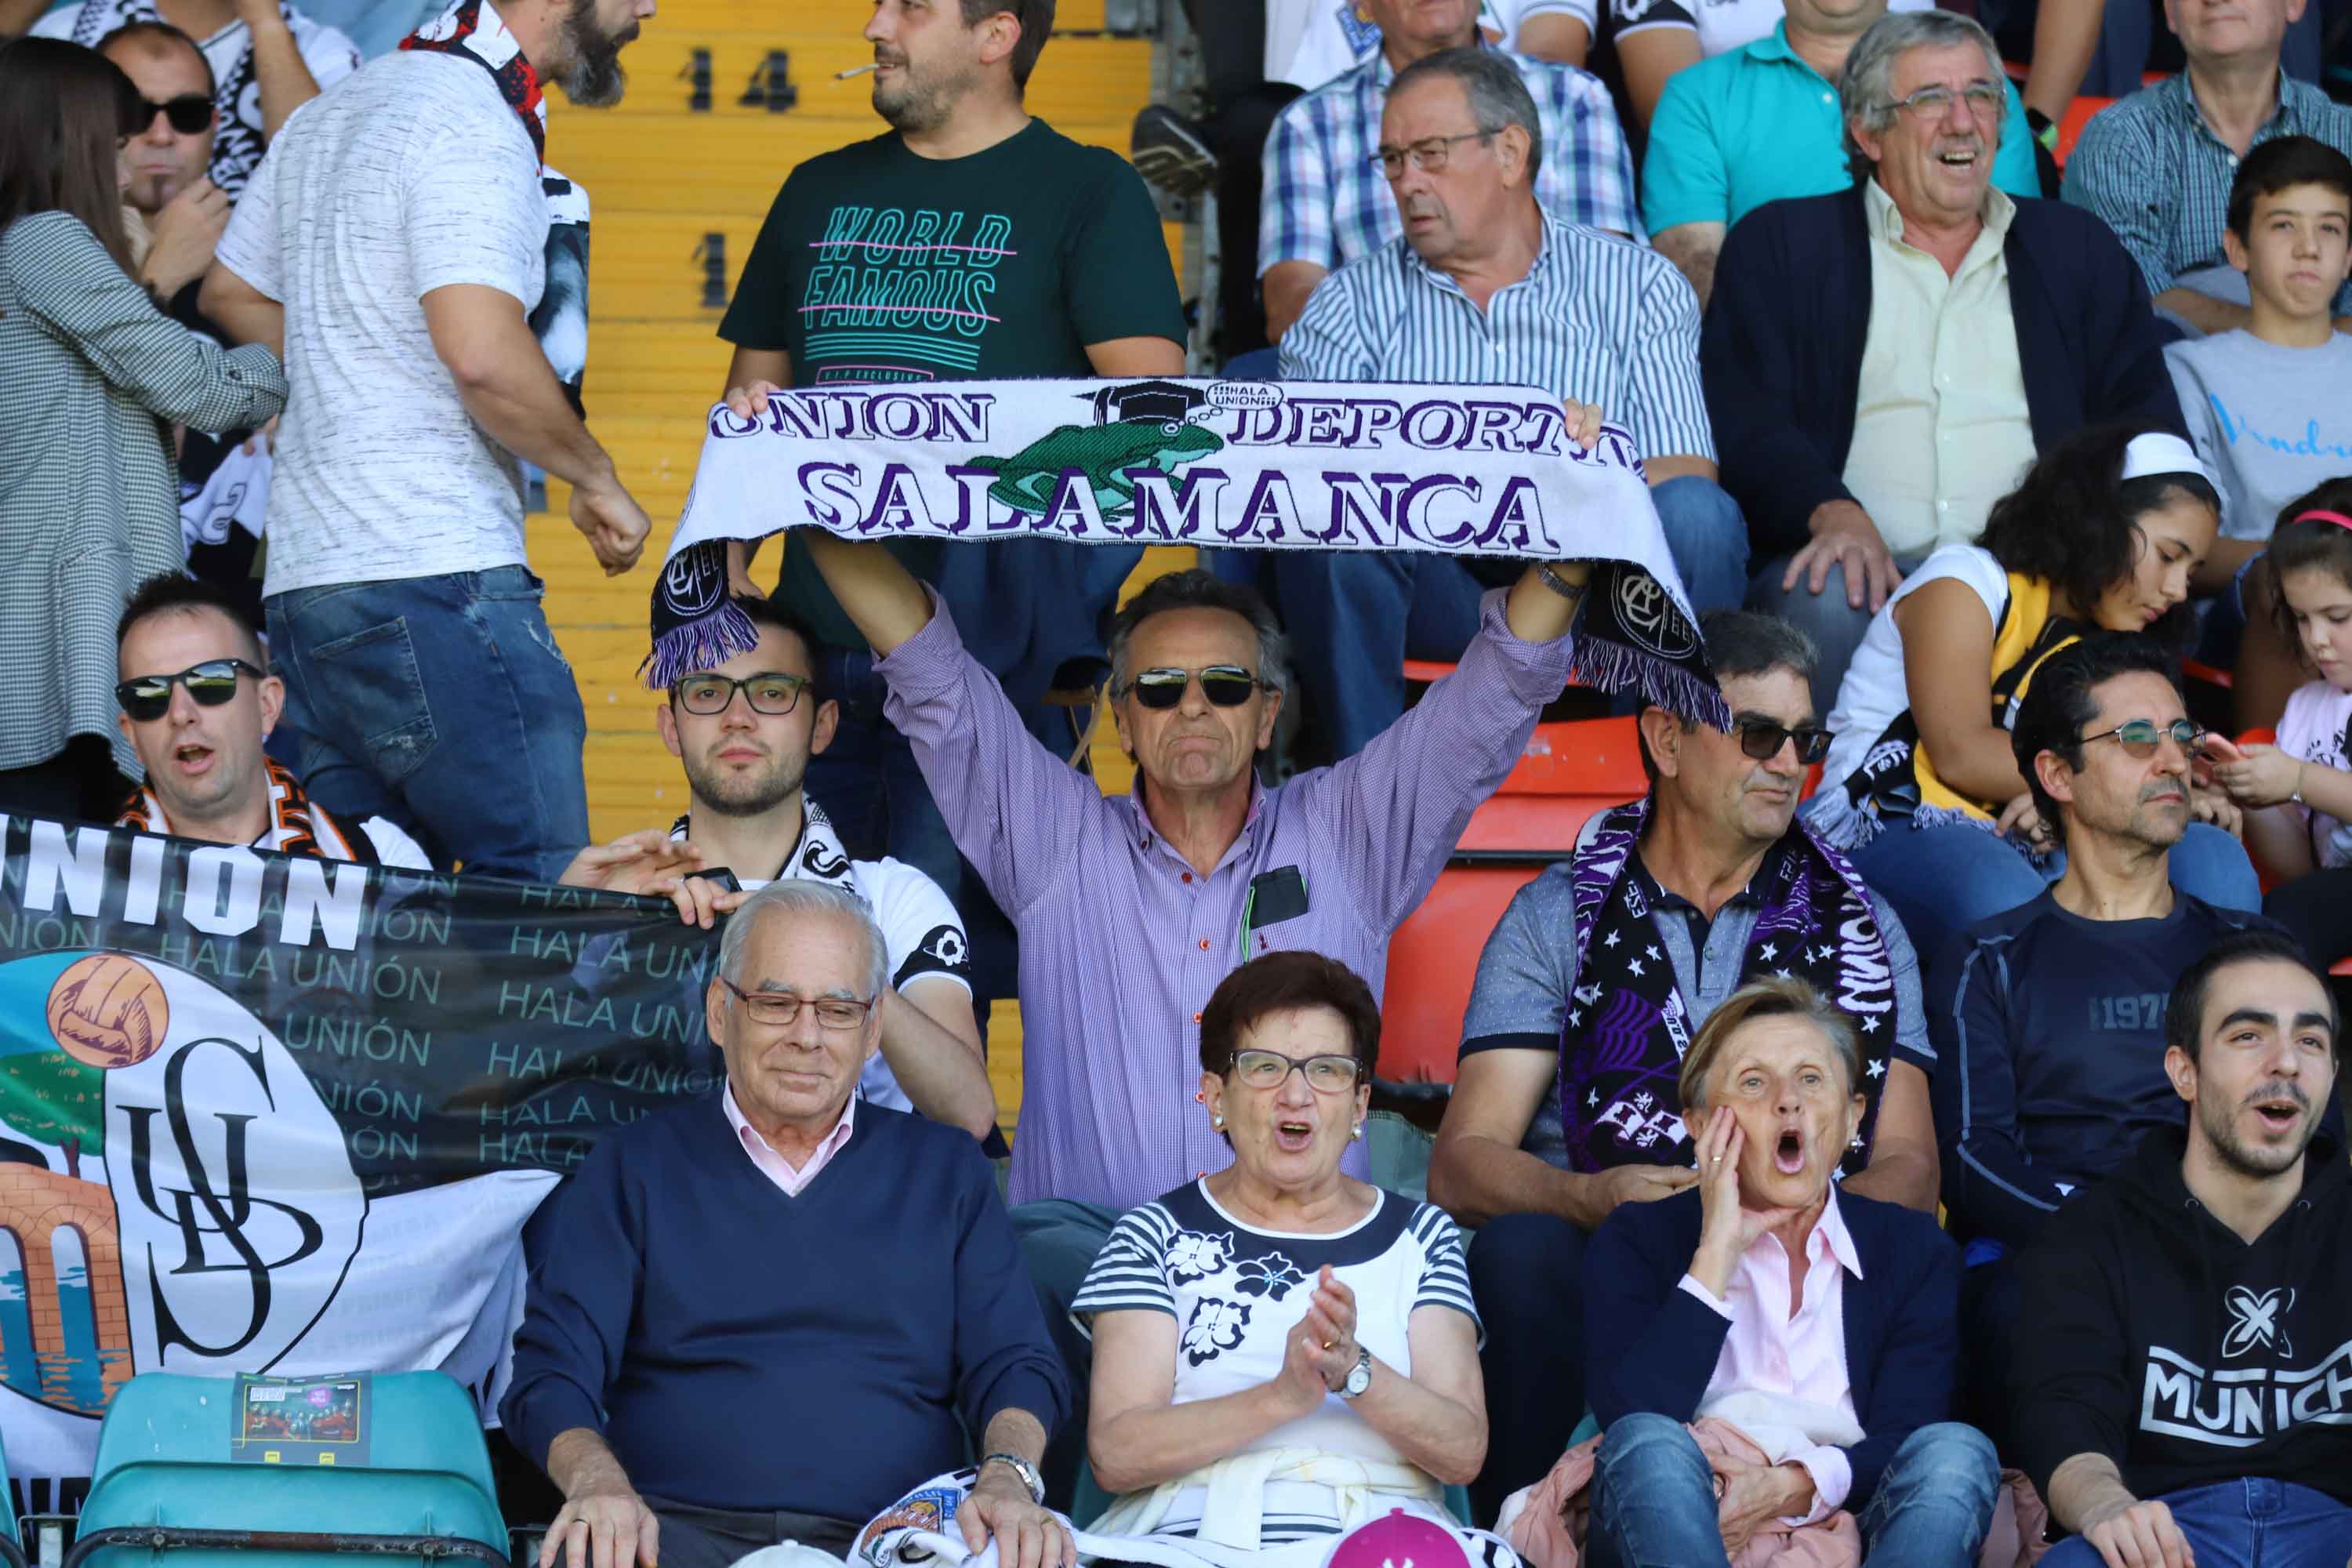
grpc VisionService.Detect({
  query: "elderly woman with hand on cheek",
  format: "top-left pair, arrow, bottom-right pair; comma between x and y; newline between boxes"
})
1568,979 -> 1998,1568
1069,950 -> 1515,1568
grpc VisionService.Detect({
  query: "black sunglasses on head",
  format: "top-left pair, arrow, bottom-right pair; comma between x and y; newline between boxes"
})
1735,718 -> 1834,765
1117,665 -> 1274,710
116,659 -> 263,722
136,94 -> 215,135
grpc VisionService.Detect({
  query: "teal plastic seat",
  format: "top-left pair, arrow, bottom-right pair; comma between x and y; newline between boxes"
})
71,1373 -> 506,1568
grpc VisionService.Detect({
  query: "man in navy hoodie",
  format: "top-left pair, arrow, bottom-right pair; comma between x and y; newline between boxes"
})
501,879 -> 1070,1568
2017,930 -> 2350,1568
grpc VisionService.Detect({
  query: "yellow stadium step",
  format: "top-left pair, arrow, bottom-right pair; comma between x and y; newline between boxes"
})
559,35 -> 1149,125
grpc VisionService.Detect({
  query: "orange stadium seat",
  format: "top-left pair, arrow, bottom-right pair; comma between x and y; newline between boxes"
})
2055,94 -> 2116,165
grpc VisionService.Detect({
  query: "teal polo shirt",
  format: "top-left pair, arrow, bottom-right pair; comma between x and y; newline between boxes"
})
1640,22 -> 2041,235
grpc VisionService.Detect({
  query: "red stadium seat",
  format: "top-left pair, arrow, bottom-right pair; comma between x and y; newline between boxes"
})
2055,94 -> 2116,165
1378,713 -> 1647,1081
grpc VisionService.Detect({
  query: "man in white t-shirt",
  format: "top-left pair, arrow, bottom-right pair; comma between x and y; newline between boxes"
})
201,0 -> 655,884
22,0 -> 358,195
609,596 -> 998,1138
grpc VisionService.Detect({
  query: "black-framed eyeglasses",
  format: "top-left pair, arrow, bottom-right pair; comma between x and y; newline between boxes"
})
1872,82 -> 2006,119
2078,717 -> 2205,760
1116,665 -> 1275,710
1229,1048 -> 1363,1092
719,976 -> 874,1030
136,94 -> 215,135
673,672 -> 814,717
1736,719 -> 1834,765
1367,129 -> 1497,178
115,659 -> 263,722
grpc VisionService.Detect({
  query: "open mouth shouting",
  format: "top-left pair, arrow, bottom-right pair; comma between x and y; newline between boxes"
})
1773,1125 -> 1808,1175
2248,1087 -> 2308,1137
1273,1117 -> 1316,1154
172,741 -> 216,778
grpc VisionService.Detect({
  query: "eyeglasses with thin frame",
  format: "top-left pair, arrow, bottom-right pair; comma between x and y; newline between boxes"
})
1228,1048 -> 1364,1093
1367,129 -> 1497,179
1735,719 -> 1834,766
673,672 -> 815,717
115,659 -> 264,723
136,94 -> 215,135
1116,665 -> 1275,710
720,976 -> 874,1030
2078,717 -> 2205,760
1872,82 -> 2007,120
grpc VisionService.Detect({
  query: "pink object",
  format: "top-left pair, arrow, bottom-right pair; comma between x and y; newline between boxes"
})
1672,1189 -> 1864,1518
1498,1420 -> 2049,1568
724,1081 -> 855,1197
1327,1512 -> 1472,1568
2292,510 -> 2352,531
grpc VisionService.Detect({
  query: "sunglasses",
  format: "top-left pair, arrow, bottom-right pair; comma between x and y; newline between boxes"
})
115,659 -> 263,722
1736,719 -> 1834,765
2079,717 -> 2205,760
1118,665 -> 1273,710
137,94 -> 215,135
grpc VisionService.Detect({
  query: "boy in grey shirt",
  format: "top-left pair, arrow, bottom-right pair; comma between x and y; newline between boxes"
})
2167,136 -> 2352,572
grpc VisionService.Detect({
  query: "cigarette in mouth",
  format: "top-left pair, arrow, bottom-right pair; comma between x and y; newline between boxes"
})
835,64 -> 877,78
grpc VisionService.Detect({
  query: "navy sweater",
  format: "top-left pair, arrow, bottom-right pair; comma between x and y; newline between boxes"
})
499,1096 -> 1067,1522
1584,1187 -> 1962,1512
1700,184 -> 2185,558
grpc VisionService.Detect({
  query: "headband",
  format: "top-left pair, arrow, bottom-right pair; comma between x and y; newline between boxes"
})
2118,431 -> 2218,489
2292,510 -> 2352,531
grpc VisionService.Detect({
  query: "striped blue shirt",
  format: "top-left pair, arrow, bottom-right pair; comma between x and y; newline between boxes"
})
2062,71 -> 2352,314
1279,212 -> 1714,462
1258,45 -> 1641,284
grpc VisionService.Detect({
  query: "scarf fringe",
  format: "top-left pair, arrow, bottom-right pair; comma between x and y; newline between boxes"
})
1799,788 -> 1880,852
638,599 -> 760,690
1573,637 -> 1733,730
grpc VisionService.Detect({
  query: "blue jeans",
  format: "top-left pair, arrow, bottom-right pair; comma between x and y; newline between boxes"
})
1589,1414 -> 1998,1568
2038,1479 -> 2352,1568
804,648 -> 967,909
1272,476 -> 1751,760
265,566 -> 588,882
1744,553 -> 1935,721
1837,818 -> 2262,964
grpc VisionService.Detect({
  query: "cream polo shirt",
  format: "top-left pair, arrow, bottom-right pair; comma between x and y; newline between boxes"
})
1842,180 -> 2038,559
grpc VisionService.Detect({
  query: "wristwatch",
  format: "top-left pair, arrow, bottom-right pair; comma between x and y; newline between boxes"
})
1537,563 -> 1586,601
1336,1345 -> 1374,1400
978,1452 -> 1046,1504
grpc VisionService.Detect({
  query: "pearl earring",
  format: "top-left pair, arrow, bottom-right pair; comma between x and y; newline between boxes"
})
1212,1113 -> 1225,1130
1350,1123 -> 1364,1142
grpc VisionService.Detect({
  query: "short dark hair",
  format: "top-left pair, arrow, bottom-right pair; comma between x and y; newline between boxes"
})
1106,568 -> 1291,697
965,0 -> 1054,89
1638,608 -> 1818,784
1978,425 -> 2220,649
1388,45 -> 1544,185
1198,950 -> 1382,1080
2165,929 -> 2339,1064
672,595 -> 828,705
96,20 -> 216,96
2008,633 -> 2180,843
117,573 -> 265,666
2226,134 -> 2352,240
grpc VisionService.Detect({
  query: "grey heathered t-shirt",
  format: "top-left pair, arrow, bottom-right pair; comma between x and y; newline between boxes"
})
2167,328 -> 2352,541
1457,851 -> 1933,1170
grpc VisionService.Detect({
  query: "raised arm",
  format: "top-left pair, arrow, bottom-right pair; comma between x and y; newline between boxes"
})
795,528 -> 937,659
233,0 -> 330,140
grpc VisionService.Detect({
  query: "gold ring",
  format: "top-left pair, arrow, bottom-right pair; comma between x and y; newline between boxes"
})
1322,1340 -> 1334,1349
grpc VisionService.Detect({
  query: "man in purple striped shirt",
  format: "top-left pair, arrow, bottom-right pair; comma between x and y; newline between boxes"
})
791,517 -> 1586,1502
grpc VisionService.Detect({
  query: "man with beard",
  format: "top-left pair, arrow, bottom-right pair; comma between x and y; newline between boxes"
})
198,0 -> 655,881
1928,634 -> 2279,1447
608,596 -> 996,1138
715,0 -> 1185,916
2015,931 -> 2351,1567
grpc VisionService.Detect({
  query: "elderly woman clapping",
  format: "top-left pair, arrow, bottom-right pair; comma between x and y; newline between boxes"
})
1069,951 -> 1517,1568
1572,978 -> 1999,1568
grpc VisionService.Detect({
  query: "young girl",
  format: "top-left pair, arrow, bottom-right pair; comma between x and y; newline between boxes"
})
2207,481 -> 2352,967
1802,426 -> 2260,961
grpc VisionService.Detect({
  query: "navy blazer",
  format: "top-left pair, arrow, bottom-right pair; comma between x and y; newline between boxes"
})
1699,183 -> 2186,558
1583,1186 -> 1962,1512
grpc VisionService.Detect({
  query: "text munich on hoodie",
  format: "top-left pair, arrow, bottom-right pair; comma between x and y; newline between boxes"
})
2010,1125 -> 2352,1509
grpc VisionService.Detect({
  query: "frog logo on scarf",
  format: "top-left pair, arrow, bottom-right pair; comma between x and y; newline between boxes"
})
967,379 -> 1227,518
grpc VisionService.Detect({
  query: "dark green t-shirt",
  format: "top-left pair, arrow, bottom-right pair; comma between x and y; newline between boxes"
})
720,119 -> 1185,652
